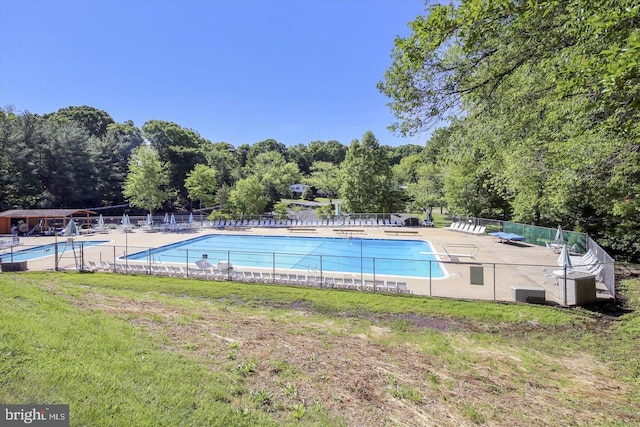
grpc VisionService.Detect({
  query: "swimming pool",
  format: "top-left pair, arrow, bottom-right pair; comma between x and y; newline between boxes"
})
0,240 -> 109,262
125,235 -> 446,279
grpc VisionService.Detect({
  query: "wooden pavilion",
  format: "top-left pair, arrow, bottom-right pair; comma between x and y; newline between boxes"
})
0,209 -> 96,235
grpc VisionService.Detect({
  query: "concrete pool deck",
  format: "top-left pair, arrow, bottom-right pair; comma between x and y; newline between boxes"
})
8,225 -> 613,306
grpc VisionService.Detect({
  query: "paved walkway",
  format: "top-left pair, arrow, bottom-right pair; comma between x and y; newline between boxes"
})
7,225 -> 611,306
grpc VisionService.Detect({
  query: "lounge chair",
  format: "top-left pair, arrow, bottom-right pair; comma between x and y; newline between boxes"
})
396,282 -> 409,293
471,225 -> 486,235
542,268 -> 558,284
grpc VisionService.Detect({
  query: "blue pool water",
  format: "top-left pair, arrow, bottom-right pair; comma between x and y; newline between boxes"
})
0,241 -> 109,262
126,235 -> 446,279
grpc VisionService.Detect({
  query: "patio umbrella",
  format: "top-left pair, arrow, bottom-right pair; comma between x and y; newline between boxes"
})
557,244 -> 572,270
63,219 -> 79,236
98,214 -> 105,226
188,212 -> 193,223
170,213 -> 176,224
163,212 -> 169,223
554,225 -> 564,242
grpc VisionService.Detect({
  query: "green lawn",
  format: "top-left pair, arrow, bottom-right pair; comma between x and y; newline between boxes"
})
1,271 -> 639,426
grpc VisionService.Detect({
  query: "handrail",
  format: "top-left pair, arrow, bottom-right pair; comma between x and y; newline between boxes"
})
442,244 -> 479,259
420,244 -> 478,260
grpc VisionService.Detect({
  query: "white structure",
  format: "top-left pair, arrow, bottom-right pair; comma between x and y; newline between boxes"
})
290,183 -> 309,195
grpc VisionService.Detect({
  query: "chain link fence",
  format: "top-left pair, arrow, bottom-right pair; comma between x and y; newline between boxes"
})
1,241 -> 615,305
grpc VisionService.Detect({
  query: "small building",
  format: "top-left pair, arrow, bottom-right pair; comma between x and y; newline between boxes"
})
0,209 -> 96,235
290,183 -> 309,195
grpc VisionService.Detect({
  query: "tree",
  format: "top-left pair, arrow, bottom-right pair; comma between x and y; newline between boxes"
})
377,0 -> 640,260
47,105 -> 115,138
304,161 -> 341,204
0,110 -> 100,209
122,145 -> 168,215
142,120 -> 206,206
248,151 -> 301,204
301,185 -> 315,201
245,138 -> 287,168
202,142 -> 241,187
396,154 -> 445,217
90,120 -> 143,207
286,143 -> 312,175
307,140 -> 347,165
227,176 -> 268,218
273,201 -> 290,220
184,164 -> 218,210
339,131 -> 393,213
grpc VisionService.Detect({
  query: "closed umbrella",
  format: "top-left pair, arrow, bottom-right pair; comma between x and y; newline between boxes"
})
147,213 -> 153,225
98,214 -> 105,227
121,213 -> 128,225
188,212 -> 193,223
63,219 -> 79,236
557,244 -> 572,270
163,213 -> 169,224
335,202 -> 340,217
554,225 -> 564,243
170,213 -> 176,224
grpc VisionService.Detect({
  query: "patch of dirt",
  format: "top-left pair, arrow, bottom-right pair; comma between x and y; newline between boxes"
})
69,292 -> 640,426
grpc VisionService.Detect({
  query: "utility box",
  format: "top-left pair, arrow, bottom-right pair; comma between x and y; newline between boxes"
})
557,272 -> 597,306
470,266 -> 484,285
1,261 -> 28,272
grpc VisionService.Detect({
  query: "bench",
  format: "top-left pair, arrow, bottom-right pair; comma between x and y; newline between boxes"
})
225,226 -> 251,231
511,286 -> 546,304
288,228 -> 317,232
384,230 -> 419,235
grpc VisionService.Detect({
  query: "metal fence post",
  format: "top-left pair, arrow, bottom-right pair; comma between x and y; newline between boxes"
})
54,236 -> 58,271
373,258 -> 376,290
563,264 -> 567,306
79,242 -> 84,272
429,260 -> 432,296
493,263 -> 496,301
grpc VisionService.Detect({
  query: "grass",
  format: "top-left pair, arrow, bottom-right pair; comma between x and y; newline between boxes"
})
1,271 -> 639,426
0,277 -> 274,426
39,272 -> 578,325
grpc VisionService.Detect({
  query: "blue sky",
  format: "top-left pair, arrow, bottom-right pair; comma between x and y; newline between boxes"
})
0,0 -> 432,147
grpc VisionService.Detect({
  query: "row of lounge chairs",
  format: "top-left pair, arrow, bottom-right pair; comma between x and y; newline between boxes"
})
447,222 -> 486,235
570,249 -> 605,278
138,222 -> 200,233
203,218 -> 405,228
86,261 -> 411,293
542,249 -> 605,283
0,236 -> 21,249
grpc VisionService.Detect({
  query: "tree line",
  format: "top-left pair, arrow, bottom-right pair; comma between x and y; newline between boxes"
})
0,105 -> 421,219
